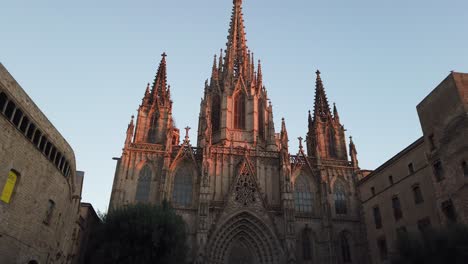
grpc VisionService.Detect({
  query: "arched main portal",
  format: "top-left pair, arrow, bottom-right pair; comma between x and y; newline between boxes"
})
206,212 -> 283,264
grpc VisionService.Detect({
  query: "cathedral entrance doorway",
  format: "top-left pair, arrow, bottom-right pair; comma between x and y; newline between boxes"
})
227,237 -> 256,264
205,212 -> 284,264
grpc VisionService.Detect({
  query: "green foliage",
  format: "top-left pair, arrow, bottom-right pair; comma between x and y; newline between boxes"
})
391,224 -> 468,264
87,201 -> 188,264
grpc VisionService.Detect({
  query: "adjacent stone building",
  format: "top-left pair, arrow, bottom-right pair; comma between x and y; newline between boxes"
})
71,202 -> 100,264
417,72 -> 468,225
109,1 -> 369,263
358,72 -> 468,263
0,63 -> 81,263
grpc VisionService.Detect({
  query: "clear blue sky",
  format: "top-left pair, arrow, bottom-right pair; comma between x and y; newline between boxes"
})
1,0 -> 467,212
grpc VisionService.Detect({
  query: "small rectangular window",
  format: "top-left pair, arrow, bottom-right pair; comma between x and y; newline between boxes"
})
27,123 -> 36,140
371,187 -> 375,196
44,142 -> 52,156
61,161 -> 68,174
373,206 -> 382,229
433,160 -> 444,181
461,161 -> 467,177
441,200 -> 457,222
388,175 -> 394,185
408,163 -> 415,174
19,116 -> 29,133
56,154 -> 63,168
12,108 -> 23,127
417,217 -> 431,233
413,185 -> 424,204
34,131 -> 42,147
377,237 -> 388,260
44,199 -> 55,225
39,137 -> 47,152
392,196 -> 403,220
0,92 -> 7,112
49,146 -> 56,161
4,101 -> 16,120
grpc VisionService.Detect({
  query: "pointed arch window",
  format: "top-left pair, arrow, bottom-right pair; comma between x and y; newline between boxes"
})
135,165 -> 152,202
340,232 -> 352,263
334,182 -> 347,215
328,128 -> 337,158
294,175 -> 313,213
258,99 -> 265,139
211,94 -> 221,132
172,166 -> 193,207
234,93 -> 246,129
147,113 -> 158,143
302,227 -> 312,260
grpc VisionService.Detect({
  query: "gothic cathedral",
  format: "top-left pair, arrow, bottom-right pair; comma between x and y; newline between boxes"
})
109,1 -> 368,263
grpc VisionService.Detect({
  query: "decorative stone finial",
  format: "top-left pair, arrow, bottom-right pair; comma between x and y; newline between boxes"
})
184,126 -> 191,141
298,136 -> 303,150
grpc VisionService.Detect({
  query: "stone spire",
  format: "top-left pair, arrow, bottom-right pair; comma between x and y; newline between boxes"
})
280,118 -> 289,150
313,70 -> 332,121
124,115 -> 135,146
224,0 -> 249,77
211,54 -> 219,82
257,59 -> 263,90
333,102 -> 340,123
142,83 -> 151,106
306,71 -> 348,160
151,53 -> 170,106
349,136 -> 359,168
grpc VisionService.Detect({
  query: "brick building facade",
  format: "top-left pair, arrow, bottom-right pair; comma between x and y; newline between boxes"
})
0,63 -> 81,264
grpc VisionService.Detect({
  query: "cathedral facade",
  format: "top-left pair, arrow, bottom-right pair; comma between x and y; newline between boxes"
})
109,1 -> 369,263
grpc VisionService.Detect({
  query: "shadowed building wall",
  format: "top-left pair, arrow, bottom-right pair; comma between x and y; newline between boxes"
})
0,63 -> 81,264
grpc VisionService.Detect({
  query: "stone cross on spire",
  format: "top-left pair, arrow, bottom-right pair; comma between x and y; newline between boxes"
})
184,126 -> 191,142
298,136 -> 303,150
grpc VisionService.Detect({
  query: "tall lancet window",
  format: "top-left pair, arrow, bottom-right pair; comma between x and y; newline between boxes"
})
334,182 -> 348,215
258,99 -> 265,139
172,166 -> 193,207
340,232 -> 352,263
328,128 -> 337,158
135,165 -> 152,202
211,94 -> 221,132
234,93 -> 246,129
294,175 -> 313,213
147,113 -> 158,143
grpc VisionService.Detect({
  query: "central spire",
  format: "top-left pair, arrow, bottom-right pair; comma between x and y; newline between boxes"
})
313,70 -> 332,121
224,0 -> 249,76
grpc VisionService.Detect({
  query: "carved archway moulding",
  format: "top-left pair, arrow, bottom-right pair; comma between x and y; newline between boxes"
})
205,211 -> 284,264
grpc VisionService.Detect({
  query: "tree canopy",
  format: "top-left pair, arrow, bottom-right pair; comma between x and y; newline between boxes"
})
86,202 -> 188,264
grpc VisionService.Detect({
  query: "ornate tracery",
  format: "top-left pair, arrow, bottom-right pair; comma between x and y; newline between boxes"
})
172,166 -> 193,207
334,182 -> 347,215
294,175 -> 313,213
135,165 -> 152,202
234,93 -> 246,129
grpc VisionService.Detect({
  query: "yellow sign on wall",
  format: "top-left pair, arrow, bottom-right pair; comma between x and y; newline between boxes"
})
1,171 -> 18,203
